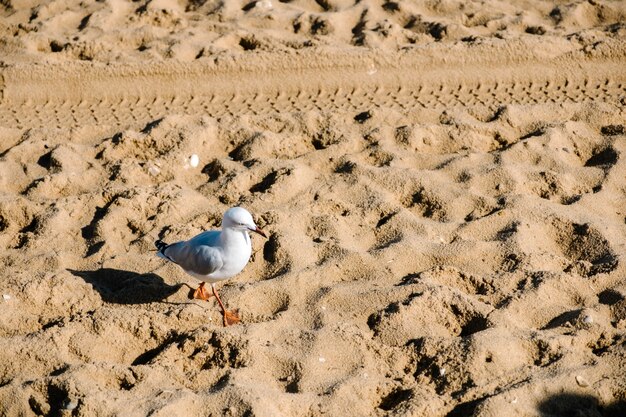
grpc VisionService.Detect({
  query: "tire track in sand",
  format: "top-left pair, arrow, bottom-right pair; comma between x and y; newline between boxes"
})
1,42 -> 625,130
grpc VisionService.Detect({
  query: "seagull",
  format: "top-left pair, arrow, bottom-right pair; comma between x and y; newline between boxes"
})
155,207 -> 267,326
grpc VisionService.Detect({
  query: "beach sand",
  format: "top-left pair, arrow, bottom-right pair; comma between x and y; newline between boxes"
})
1,0 -> 625,416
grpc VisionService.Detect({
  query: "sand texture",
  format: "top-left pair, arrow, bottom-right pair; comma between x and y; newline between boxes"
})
1,0 -> 626,416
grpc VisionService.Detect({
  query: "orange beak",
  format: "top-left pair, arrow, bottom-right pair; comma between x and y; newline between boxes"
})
251,227 -> 267,238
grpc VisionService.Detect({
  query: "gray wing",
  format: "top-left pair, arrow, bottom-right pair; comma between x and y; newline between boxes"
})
163,241 -> 224,276
188,230 -> 221,247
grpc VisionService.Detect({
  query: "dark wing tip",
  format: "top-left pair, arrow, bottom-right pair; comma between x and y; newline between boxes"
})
155,239 -> 168,252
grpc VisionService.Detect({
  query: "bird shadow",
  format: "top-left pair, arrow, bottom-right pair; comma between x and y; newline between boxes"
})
537,392 -> 626,417
68,268 -> 187,304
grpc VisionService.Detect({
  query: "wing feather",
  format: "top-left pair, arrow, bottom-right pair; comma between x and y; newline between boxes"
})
163,241 -> 223,276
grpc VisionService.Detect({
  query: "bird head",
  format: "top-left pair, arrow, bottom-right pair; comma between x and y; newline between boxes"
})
222,207 -> 267,238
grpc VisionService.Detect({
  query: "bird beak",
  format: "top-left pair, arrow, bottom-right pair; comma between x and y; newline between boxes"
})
250,227 -> 267,238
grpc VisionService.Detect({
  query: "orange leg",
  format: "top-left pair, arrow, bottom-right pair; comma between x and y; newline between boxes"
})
211,283 -> 240,326
192,282 -> 212,301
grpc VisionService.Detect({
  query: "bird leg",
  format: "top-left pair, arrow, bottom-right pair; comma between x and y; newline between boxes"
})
192,282 -> 213,301
211,283 -> 240,326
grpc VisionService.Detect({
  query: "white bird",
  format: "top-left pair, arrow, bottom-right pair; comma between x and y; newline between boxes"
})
155,207 -> 267,326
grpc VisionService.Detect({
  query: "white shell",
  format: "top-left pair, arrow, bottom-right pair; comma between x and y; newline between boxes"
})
189,154 -> 200,168
256,0 -> 273,10
575,375 -> 589,387
148,165 -> 160,176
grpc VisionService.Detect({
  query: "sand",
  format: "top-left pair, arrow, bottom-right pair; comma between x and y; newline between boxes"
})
1,0 -> 625,416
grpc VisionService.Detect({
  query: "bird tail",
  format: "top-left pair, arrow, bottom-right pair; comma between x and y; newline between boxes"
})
155,239 -> 169,259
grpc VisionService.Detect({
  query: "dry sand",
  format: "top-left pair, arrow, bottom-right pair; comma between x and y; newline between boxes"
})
1,0 -> 626,416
